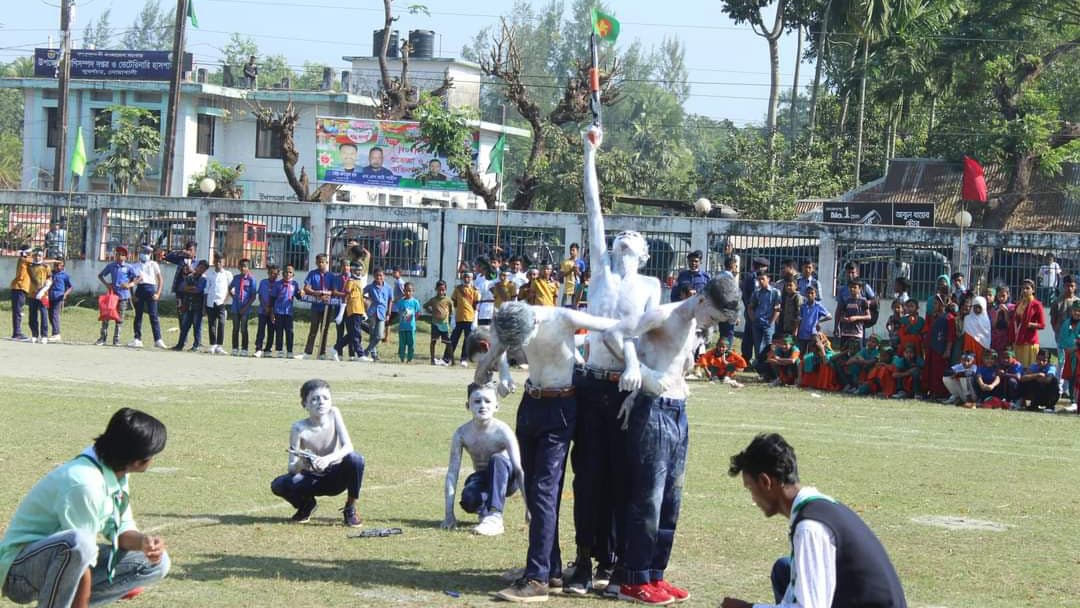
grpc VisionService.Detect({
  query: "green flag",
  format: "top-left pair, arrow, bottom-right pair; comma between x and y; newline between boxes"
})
187,0 -> 199,28
70,126 -> 87,177
591,8 -> 620,42
487,134 -> 505,174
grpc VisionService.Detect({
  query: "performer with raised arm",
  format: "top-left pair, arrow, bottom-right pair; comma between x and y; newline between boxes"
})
471,301 -> 618,603
565,124 -> 664,595
612,275 -> 741,605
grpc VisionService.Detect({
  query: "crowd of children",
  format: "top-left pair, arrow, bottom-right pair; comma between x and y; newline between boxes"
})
703,260 -> 1080,413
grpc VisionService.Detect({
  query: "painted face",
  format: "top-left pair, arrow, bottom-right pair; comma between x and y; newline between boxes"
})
303,386 -> 332,417
468,387 -> 497,421
612,231 -> 648,265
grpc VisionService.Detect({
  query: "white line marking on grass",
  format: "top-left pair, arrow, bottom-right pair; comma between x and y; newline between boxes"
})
911,515 -> 1009,532
147,467 -> 180,474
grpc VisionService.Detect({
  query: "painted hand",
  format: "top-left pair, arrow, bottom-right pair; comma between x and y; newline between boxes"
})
616,392 -> 637,431
497,379 -> 516,398
310,455 -> 331,473
440,516 -> 457,530
619,367 -> 642,393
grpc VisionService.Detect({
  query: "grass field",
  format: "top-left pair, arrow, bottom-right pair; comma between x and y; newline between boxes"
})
1,300 -> 1079,607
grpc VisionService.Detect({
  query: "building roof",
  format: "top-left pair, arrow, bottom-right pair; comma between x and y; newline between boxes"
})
0,77 -> 379,107
800,158 -> 1080,231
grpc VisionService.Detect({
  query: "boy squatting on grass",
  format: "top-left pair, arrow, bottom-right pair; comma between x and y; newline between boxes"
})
0,408 -> 170,608
271,379 -> 365,527
441,383 -> 527,536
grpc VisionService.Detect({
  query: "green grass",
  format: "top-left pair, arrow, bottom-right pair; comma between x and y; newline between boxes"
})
0,311 -> 1079,607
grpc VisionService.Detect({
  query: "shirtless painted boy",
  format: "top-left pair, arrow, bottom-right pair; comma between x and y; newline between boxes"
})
441,383 -> 526,536
271,379 -> 365,527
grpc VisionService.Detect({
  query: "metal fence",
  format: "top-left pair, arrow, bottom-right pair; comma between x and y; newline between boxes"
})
835,240 -> 953,303
456,224 -> 566,271
101,208 -> 196,261
712,233 -> 821,280
0,202 -> 86,259
327,218 -> 430,276
211,213 -> 308,270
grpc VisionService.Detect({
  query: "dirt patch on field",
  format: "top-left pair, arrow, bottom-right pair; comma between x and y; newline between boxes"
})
911,515 -> 1009,532
0,339 -> 489,389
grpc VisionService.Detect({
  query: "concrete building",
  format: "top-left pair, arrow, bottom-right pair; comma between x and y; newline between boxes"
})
1,72 -> 525,208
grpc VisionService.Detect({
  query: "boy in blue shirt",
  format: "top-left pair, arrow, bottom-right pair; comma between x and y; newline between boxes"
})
395,282 -> 422,363
302,254 -> 336,360
795,285 -> 831,355
1019,350 -> 1059,411
253,264 -> 280,358
172,260 -> 208,351
47,259 -> 73,342
974,350 -> 1004,406
96,246 -> 139,346
229,258 -> 258,356
363,268 -> 395,361
272,265 -> 302,359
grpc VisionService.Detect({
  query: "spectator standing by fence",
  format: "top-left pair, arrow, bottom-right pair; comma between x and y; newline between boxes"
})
46,259 -> 72,342
203,253 -> 233,355
363,268 -> 394,361
1010,279 -> 1046,366
1037,253 -> 1062,305
671,250 -> 710,303
230,258 -> 257,356
445,272 -> 479,366
9,246 -> 33,342
302,254 -> 335,360
26,249 -> 51,344
131,245 -> 165,349
96,247 -> 138,347
1049,275 -> 1078,331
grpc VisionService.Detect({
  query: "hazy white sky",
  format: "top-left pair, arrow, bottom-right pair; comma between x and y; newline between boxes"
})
4,0 -> 806,125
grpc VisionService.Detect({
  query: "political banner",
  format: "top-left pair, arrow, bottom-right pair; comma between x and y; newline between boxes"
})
34,49 -> 192,81
315,116 -> 474,191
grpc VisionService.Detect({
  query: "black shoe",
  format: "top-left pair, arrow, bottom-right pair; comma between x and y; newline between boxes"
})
548,576 -> 563,593
564,560 -> 592,595
290,499 -> 317,523
495,578 -> 549,603
594,565 -> 615,592
171,345 -> 184,351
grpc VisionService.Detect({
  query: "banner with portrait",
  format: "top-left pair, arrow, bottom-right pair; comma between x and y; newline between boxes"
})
315,116 -> 473,191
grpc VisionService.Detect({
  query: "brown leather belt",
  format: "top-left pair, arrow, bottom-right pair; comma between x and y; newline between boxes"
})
575,365 -> 623,383
524,382 -> 576,399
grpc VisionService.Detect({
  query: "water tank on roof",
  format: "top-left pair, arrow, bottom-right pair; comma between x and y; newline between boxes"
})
409,30 -> 435,59
372,29 -> 400,58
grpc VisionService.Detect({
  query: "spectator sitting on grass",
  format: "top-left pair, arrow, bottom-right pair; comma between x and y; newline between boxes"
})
694,338 -> 747,387
1018,350 -> 1058,412
943,351 -> 980,407
765,335 -> 800,387
270,379 -> 365,528
441,382 -> 526,536
858,347 -> 897,397
891,343 -> 925,400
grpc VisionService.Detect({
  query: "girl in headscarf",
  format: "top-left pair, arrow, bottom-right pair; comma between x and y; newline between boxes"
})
926,274 -> 951,328
1010,279 -> 1046,366
963,296 -> 992,365
990,286 -> 1012,359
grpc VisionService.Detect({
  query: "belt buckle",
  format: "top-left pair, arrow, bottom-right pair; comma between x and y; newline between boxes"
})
607,372 -> 621,383
526,384 -> 542,399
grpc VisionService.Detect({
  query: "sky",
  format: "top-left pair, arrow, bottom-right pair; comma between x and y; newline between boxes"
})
3,0 -> 806,126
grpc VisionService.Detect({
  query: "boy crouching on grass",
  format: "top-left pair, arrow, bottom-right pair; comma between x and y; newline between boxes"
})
441,383 -> 526,536
271,379 -> 365,527
694,338 -> 747,387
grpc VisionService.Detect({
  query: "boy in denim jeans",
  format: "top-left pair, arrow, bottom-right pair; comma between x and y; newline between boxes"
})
96,246 -> 139,346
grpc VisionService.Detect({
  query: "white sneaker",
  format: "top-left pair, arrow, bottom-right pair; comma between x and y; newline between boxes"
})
1064,403 -> 1078,413
29,337 -> 38,344
943,395 -> 960,405
332,351 -> 341,362
253,350 -> 263,358
357,355 -> 373,362
459,361 -> 469,368
154,339 -> 166,348
474,513 -> 504,536
129,339 -> 143,348
50,335 -> 61,343
39,336 -> 48,344
292,353 -> 304,360
231,348 -> 240,356
241,349 -> 248,357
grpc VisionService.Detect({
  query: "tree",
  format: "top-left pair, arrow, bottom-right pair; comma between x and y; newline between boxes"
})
654,36 -> 690,105
375,0 -> 451,119
929,0 -> 1080,229
251,103 -> 338,203
412,94 -> 498,206
93,106 -> 161,194
83,9 -> 113,50
121,0 -> 175,51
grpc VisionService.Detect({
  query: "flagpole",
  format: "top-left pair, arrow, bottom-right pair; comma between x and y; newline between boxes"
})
589,32 -> 601,128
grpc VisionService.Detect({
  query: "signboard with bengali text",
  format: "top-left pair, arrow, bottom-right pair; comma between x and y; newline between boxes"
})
315,116 -> 475,191
822,202 -> 935,227
34,48 -> 191,81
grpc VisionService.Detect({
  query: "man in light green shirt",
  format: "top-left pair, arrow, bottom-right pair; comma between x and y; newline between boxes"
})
0,408 -> 170,608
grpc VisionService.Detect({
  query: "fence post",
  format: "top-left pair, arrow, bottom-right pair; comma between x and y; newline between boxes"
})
565,218 -> 584,262
818,229 -> 837,299
690,219 -> 709,268
308,204 -> 328,266
441,210 -> 462,282
86,194 -> 106,263
195,205 -> 212,261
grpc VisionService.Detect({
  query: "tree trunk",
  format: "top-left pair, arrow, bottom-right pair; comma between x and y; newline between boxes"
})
766,34 -> 781,141
982,153 -> 1035,230
853,36 -> 870,187
807,0 -> 832,148
835,51 -> 858,141
789,26 -> 804,150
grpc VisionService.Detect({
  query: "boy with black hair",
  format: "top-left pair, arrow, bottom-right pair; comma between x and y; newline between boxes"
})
1019,350 -> 1059,411
229,258 -> 257,356
441,383 -> 526,536
0,408 -> 170,607
26,248 -> 52,344
203,252 -> 233,355
333,260 -> 369,362
96,246 -> 139,346
796,260 -> 819,301
424,280 -> 453,366
892,343 -> 925,399
271,265 -> 302,359
974,350 -> 1005,407
777,279 -> 803,338
694,338 -> 747,386
942,351 -> 979,407
395,282 -> 422,363
766,335 -> 801,386
253,263 -> 280,358
271,379 -> 365,527
47,258 -> 73,342
445,272 -> 479,366
835,279 -> 871,346
721,433 -> 906,608
302,253 -> 336,360
172,259 -> 209,352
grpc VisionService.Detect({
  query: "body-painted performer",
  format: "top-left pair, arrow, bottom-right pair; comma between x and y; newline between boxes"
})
472,302 -> 619,603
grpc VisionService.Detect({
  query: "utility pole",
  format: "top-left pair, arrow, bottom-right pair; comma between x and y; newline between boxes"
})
52,0 -> 73,191
160,0 -> 189,196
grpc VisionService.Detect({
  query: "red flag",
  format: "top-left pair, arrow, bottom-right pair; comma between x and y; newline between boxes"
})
962,156 -> 988,203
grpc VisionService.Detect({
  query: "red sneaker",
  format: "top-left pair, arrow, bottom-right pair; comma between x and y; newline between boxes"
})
651,579 -> 690,602
618,583 -> 674,605
120,587 -> 144,601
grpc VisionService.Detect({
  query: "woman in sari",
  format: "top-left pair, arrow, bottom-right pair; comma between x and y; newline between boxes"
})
1010,279 -> 1046,367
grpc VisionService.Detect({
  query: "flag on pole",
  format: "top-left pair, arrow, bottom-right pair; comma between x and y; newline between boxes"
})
487,134 -> 505,175
187,0 -> 199,28
961,155 -> 988,203
70,126 -> 87,177
591,8 -> 620,43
